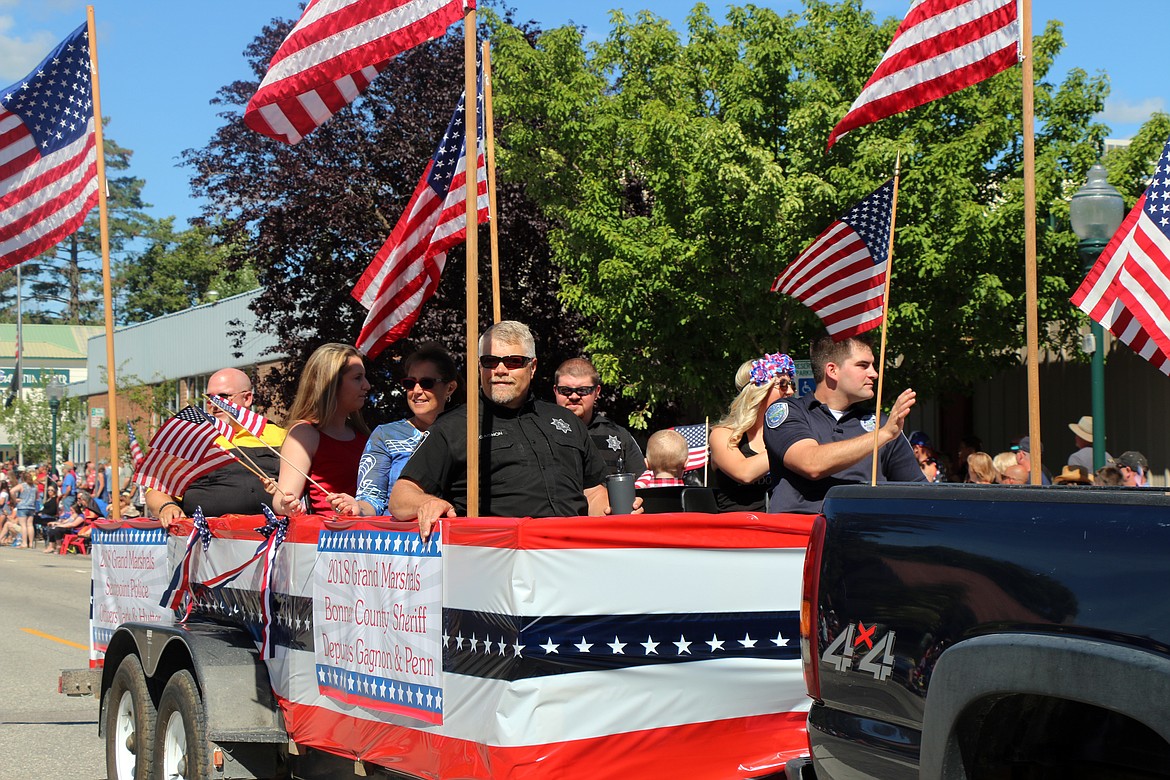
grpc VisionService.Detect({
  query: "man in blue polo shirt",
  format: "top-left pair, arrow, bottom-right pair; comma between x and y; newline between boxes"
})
764,334 -> 924,513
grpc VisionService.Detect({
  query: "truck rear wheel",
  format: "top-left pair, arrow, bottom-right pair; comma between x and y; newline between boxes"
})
154,669 -> 210,780
105,654 -> 156,780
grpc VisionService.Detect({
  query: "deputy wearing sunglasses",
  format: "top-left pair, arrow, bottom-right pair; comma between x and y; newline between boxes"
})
350,344 -> 459,517
552,357 -> 645,477
391,321 -> 636,537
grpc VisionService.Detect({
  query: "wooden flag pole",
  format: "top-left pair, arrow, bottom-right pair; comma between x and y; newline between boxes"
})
870,154 -> 902,486
482,41 -> 502,324
1021,0 -> 1043,485
464,10 -> 480,518
87,6 -> 122,520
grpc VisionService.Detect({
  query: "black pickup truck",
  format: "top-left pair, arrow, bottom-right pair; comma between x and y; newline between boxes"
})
787,483 -> 1170,779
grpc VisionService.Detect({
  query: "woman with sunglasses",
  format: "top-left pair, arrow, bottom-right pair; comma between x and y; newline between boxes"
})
709,353 -> 797,512
352,344 -> 459,517
268,343 -> 371,516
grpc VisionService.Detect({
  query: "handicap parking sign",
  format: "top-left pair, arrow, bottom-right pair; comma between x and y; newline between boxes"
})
797,377 -> 816,397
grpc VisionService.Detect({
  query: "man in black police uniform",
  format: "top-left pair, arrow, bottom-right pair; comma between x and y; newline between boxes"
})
764,334 -> 923,513
391,321 -> 622,537
552,357 -> 645,476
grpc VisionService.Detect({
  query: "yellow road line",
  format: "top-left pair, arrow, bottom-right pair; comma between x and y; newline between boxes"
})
20,627 -> 88,650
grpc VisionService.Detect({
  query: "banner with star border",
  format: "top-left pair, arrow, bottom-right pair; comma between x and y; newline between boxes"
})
90,522 -> 173,666
312,529 -> 443,723
105,512 -> 812,778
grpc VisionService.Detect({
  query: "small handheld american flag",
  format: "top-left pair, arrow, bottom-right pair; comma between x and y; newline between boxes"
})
206,394 -> 268,439
126,422 -> 144,468
131,406 -> 235,497
672,424 -> 709,472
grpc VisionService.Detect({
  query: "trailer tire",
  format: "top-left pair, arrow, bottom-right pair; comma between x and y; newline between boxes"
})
105,654 -> 156,780
154,669 -> 210,780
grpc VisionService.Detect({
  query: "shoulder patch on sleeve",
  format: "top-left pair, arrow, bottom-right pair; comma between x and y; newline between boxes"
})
765,401 -> 789,429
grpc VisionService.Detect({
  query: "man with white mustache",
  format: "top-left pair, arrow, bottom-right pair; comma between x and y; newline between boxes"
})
391,321 -> 632,536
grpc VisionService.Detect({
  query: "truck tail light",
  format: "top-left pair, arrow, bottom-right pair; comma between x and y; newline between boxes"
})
800,514 -> 827,701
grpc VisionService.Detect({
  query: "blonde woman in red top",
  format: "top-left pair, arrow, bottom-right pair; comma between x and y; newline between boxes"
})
268,344 -> 371,516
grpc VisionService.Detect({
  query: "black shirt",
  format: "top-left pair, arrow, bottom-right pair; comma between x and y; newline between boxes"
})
400,394 -> 607,518
764,392 -> 924,513
587,413 -> 646,476
712,436 -> 769,512
180,448 -> 281,517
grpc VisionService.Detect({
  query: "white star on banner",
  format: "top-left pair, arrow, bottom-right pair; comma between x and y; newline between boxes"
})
513,640 -> 524,657
707,634 -> 725,652
771,631 -> 789,647
641,636 -> 660,655
497,639 -> 506,655
739,633 -> 757,649
608,636 -> 627,654
541,637 -> 560,654
455,633 -> 465,650
574,636 -> 594,653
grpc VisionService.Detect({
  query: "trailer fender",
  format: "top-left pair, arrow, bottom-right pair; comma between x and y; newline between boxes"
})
100,621 -> 285,743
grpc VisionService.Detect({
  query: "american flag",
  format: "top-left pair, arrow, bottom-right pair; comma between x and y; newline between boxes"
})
352,70 -> 489,358
244,0 -> 471,145
826,0 -> 1020,149
673,423 -> 709,472
206,394 -> 269,439
126,422 -> 145,468
132,406 -> 236,497
1072,138 -> 1170,374
0,23 -> 98,271
772,180 -> 894,340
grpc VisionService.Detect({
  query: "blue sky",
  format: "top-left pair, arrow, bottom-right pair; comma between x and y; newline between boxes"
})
1,0 -> 1164,227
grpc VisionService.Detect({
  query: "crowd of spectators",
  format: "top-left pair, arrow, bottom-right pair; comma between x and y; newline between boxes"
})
906,415 -> 1149,489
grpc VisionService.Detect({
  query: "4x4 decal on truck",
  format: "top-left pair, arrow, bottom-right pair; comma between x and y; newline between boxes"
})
821,622 -> 895,681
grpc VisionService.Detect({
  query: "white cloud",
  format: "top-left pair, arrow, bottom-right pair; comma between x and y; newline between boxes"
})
0,16 -> 59,83
1100,96 -> 1167,126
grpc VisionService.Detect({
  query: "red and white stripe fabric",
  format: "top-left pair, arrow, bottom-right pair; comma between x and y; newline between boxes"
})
826,0 -> 1020,149
773,180 -> 894,340
0,23 -> 98,271
132,407 -> 236,496
206,394 -> 269,438
127,423 -> 145,468
154,513 -> 813,778
1072,140 -> 1170,374
244,0 -> 471,145
352,76 -> 488,358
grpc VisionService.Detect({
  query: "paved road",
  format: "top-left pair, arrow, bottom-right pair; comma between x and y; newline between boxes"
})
0,543 -> 105,780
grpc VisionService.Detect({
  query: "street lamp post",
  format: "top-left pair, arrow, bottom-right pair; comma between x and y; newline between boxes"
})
45,377 -> 66,477
1070,163 -> 1125,471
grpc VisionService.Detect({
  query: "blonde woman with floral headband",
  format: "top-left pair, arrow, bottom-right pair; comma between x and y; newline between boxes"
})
709,353 -> 796,512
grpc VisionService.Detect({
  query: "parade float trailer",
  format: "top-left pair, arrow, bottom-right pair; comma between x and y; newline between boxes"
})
79,511 -> 813,779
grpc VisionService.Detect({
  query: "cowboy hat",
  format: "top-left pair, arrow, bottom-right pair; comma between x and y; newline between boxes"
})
1068,416 -> 1093,443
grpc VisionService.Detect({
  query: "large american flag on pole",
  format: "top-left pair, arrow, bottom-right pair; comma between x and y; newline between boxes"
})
773,180 -> 894,340
1071,138 -> 1170,374
0,23 -> 98,271
826,0 -> 1020,149
352,70 -> 489,359
132,406 -> 236,497
244,0 -> 472,145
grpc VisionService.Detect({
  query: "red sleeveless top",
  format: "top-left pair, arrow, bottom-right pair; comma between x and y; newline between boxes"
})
306,426 -> 369,514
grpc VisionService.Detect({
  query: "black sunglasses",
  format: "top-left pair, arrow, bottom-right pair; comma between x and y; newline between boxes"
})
554,384 -> 597,398
479,355 -> 533,370
401,377 -> 440,391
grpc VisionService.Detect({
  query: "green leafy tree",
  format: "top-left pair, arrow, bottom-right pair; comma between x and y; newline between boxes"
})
0,377 -> 87,465
489,0 -> 1162,427
117,219 -> 259,324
